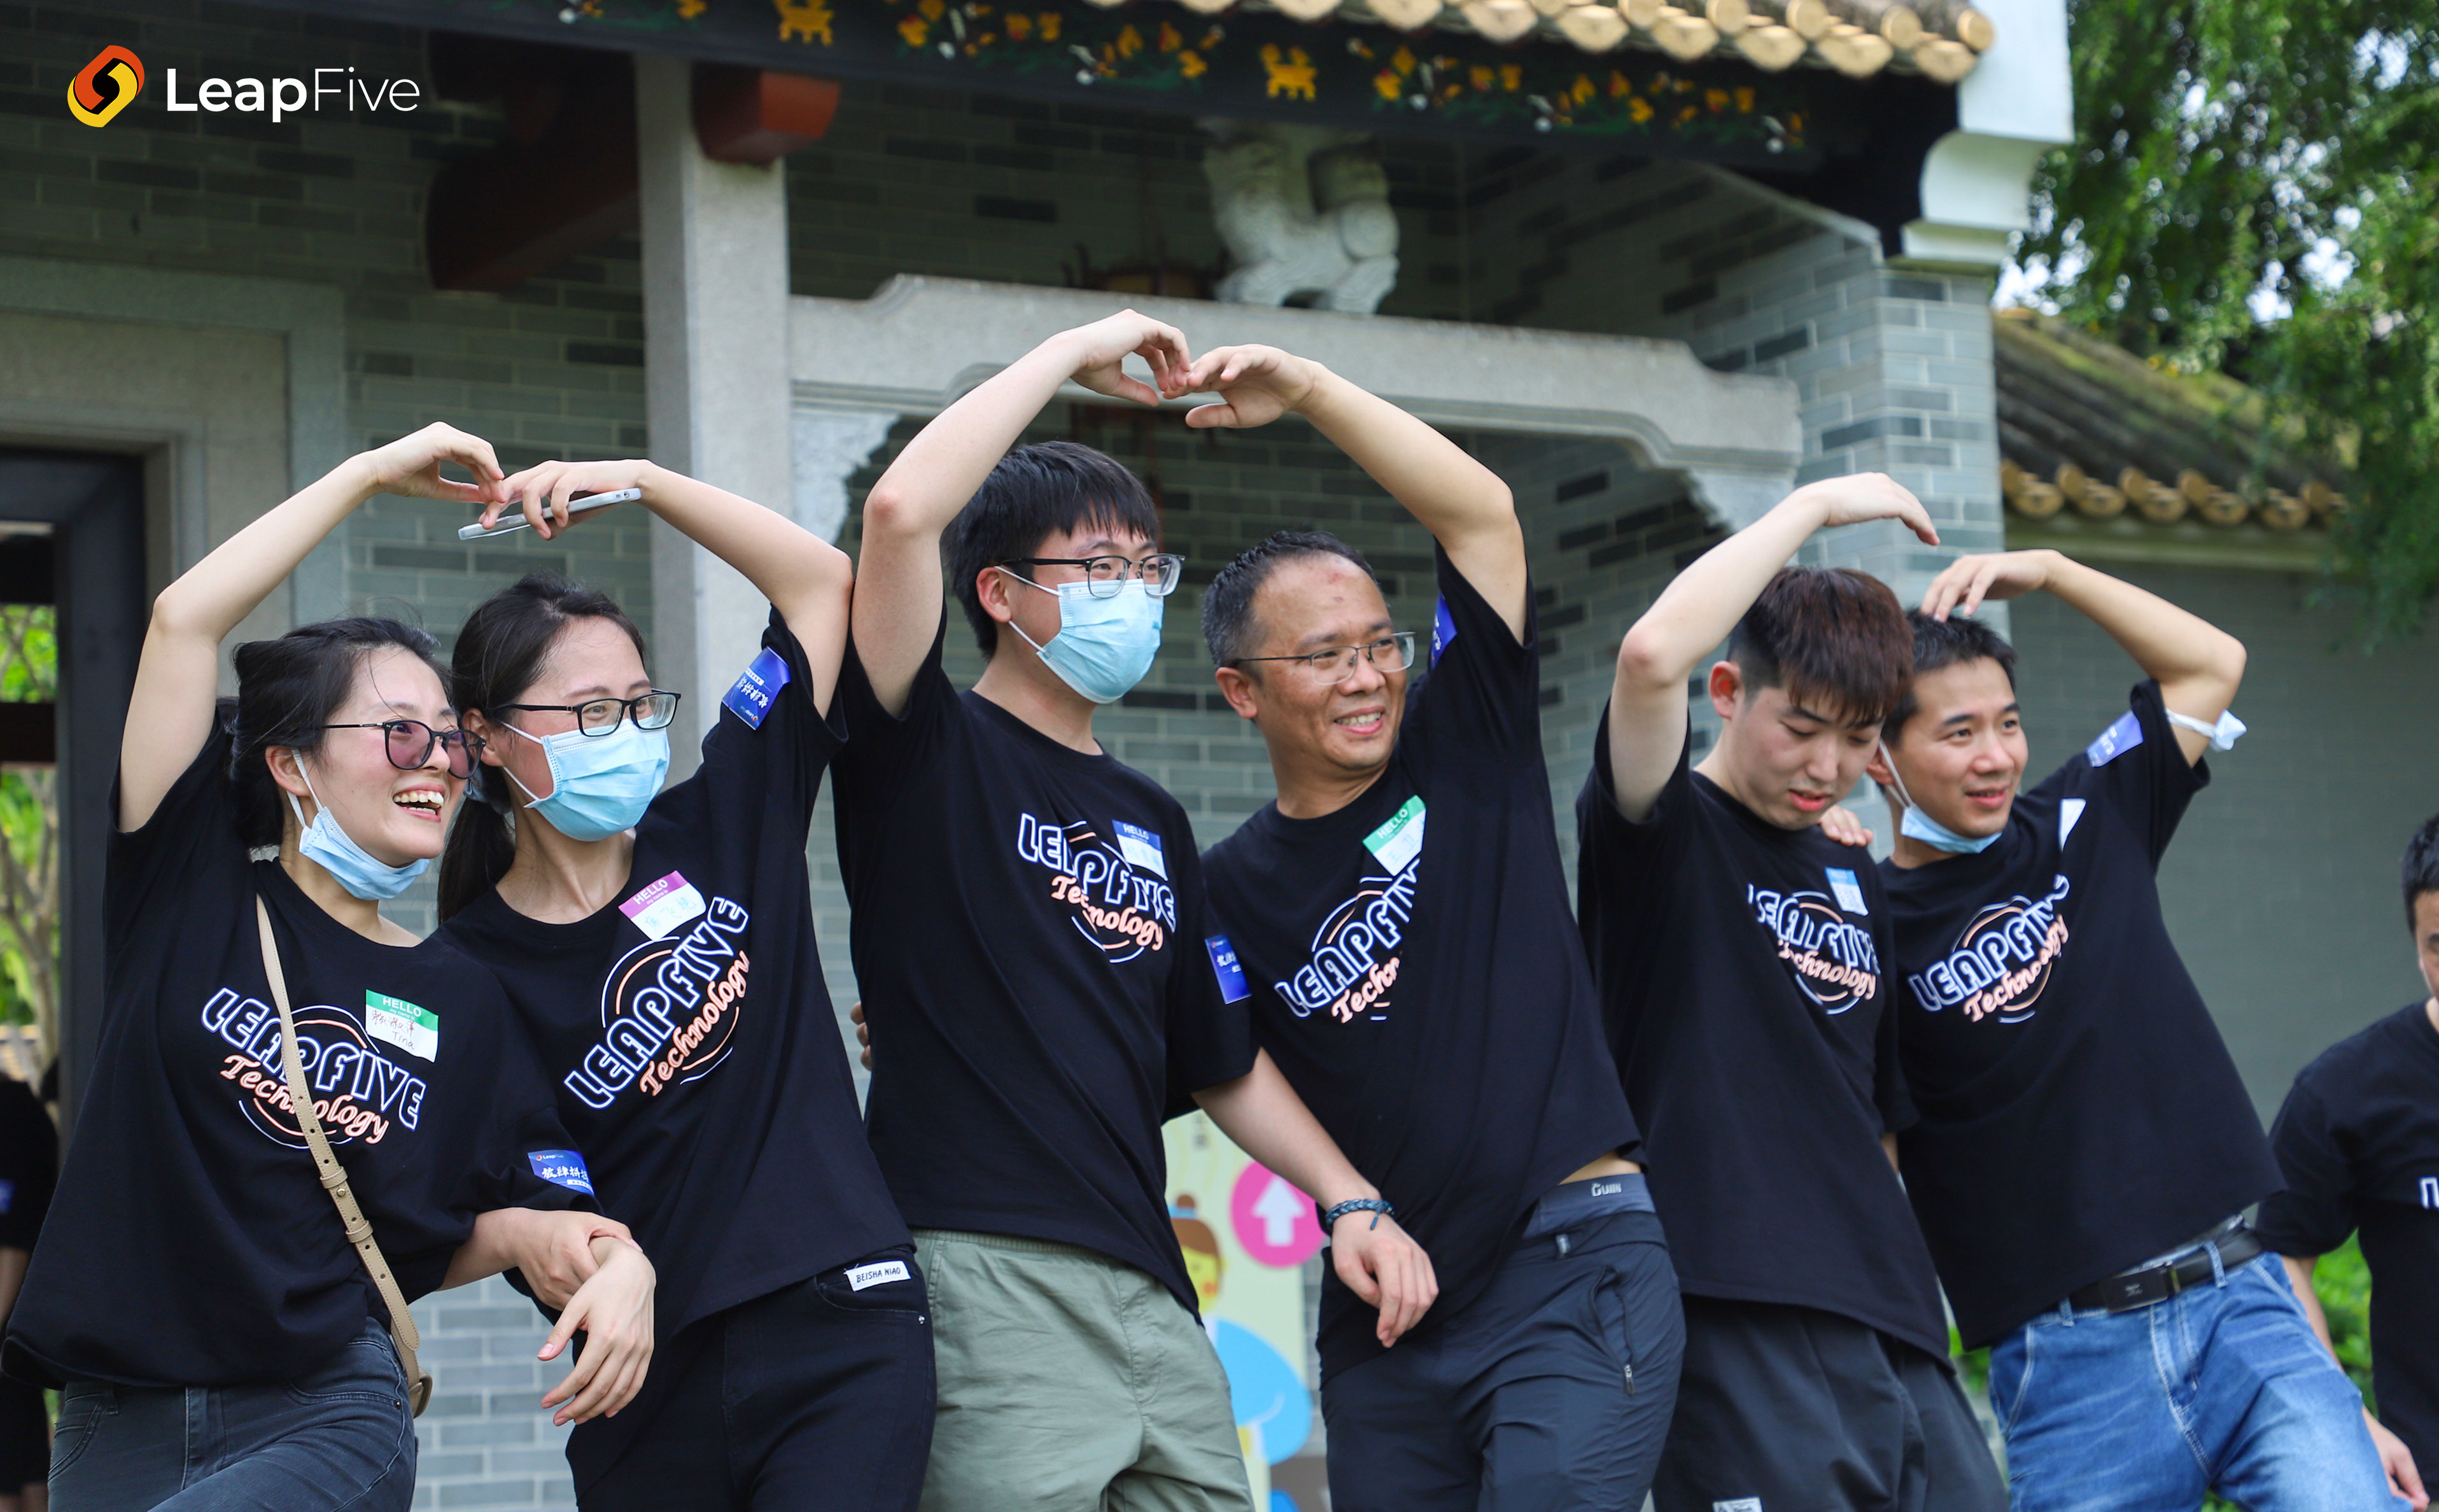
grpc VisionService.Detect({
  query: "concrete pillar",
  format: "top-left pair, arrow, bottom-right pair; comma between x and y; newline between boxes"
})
636,53 -> 794,775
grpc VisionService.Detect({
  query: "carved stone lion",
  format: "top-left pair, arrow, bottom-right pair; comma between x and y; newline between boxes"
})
1200,122 -> 1400,315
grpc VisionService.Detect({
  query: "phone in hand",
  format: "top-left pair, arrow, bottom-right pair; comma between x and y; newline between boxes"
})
459,487 -> 642,542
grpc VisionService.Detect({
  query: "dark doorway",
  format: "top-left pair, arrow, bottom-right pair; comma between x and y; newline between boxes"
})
0,451 -> 148,1130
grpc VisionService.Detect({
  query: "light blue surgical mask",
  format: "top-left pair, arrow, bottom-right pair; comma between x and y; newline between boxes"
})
286,764 -> 430,901
498,717 -> 670,843
1878,739 -> 2001,855
996,570 -> 1163,706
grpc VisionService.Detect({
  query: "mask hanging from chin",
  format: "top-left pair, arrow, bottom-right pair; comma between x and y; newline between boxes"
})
286,764 -> 432,902
995,569 -> 1163,706
1878,739 -> 2002,856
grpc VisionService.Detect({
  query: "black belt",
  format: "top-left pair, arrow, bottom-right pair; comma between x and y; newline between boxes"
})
2066,1224 -> 2263,1314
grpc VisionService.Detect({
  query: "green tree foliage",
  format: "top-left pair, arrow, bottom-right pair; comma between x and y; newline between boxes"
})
0,606 -> 57,1067
2021,3 -> 2439,639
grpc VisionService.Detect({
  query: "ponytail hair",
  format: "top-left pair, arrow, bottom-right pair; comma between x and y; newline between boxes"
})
226,618 -> 449,849
439,573 -> 649,920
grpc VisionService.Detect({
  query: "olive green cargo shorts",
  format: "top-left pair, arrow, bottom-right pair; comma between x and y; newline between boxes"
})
911,1228 -> 1255,1512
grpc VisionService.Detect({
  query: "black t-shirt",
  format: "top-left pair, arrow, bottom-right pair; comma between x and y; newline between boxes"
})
833,620 -> 1255,1316
5,731 -> 583,1389
442,613 -> 907,1344
1878,680 -> 2280,1347
1577,721 -> 1949,1361
1205,547 -> 1640,1382
2256,1003 -> 2439,1471
0,1077 -> 54,1254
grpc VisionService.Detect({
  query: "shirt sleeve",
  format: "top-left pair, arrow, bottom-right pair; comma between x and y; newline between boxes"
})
1869,898 -> 1919,1136
1400,543 -> 1542,775
691,608 -> 848,839
2254,1074 -> 2358,1257
108,724 -> 252,958
1573,710 -> 1696,987
1161,816 -> 1259,1111
831,615 -> 960,816
2063,680 -> 2209,868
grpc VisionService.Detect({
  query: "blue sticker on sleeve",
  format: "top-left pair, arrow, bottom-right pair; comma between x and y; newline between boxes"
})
528,1150 -> 596,1196
1205,935 -> 1251,1004
2084,710 -> 2144,767
1431,595 -> 1457,668
722,646 -> 792,730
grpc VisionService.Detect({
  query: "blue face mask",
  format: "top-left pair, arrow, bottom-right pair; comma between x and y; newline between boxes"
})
499,717 -> 670,843
286,765 -> 431,901
1879,739 -> 2001,855
997,570 -> 1163,706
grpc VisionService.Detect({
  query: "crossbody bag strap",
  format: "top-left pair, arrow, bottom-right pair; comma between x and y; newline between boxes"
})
257,893 -> 435,1417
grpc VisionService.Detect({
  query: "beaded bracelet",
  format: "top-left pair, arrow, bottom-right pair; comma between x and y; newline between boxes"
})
1323,1198 -> 1395,1231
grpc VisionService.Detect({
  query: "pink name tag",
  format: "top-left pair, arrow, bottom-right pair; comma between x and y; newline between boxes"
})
620,871 -> 707,939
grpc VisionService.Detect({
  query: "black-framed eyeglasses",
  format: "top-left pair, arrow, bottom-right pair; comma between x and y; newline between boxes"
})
999,553 -> 1186,598
493,690 -> 682,736
321,720 -> 485,780
1231,632 -> 1417,682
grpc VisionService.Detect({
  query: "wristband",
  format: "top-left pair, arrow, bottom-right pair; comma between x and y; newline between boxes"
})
1324,1198 -> 1394,1231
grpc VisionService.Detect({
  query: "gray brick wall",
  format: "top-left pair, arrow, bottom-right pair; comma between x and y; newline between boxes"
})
408,1276 -> 580,1511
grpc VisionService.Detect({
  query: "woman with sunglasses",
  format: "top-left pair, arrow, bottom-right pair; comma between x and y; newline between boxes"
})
435,459 -> 925,1512
6,425 -> 657,1512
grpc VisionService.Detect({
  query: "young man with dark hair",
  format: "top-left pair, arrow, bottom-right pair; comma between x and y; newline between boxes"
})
2257,815 -> 2439,1508
839,312 -> 1433,1512
1580,482 -> 2007,1512
1866,548 -> 2401,1510
1193,346 -> 1675,1512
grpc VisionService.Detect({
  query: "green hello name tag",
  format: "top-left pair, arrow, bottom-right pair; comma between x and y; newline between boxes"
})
364,991 -> 438,1061
1364,796 -> 1426,876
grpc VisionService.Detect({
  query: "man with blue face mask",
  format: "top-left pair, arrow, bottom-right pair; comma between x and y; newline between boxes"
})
1866,550 -> 2402,1511
834,311 -> 1436,1512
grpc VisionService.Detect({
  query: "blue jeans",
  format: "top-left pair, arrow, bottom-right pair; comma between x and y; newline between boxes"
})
48,1320 -> 416,1512
1989,1252 -> 2398,1511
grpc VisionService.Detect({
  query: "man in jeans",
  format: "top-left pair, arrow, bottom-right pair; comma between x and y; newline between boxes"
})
1867,549 -> 2398,1509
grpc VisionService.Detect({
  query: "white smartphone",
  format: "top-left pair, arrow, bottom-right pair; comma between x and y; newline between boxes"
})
458,486 -> 642,542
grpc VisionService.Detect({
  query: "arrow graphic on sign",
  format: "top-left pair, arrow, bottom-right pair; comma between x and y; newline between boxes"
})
1250,1175 -> 1305,1248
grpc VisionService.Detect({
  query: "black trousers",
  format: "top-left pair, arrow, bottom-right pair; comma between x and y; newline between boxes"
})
1654,1295 -> 2006,1512
1323,1207 -> 1683,1512
573,1248 -> 936,1512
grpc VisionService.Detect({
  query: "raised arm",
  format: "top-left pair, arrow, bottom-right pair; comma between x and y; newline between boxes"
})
853,311 -> 1193,715
1920,549 -> 2245,764
479,459 -> 855,712
1605,475 -> 1936,821
122,424 -> 504,831
1183,346 -> 1526,638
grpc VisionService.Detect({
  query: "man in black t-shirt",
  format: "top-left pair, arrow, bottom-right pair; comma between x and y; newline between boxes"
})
1580,479 -> 2005,1512
840,311 -> 1431,1512
1868,549 -> 2400,1509
0,1072 -> 52,1511
2258,814 -> 2439,1504
1190,345 -> 1666,1512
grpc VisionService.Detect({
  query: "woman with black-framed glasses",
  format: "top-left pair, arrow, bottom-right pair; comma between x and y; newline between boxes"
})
432,458 -> 929,1512
10,426 -> 656,1512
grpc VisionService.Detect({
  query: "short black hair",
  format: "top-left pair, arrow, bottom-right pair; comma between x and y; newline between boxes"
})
2405,813 -> 2439,932
946,440 -> 1162,658
1886,610 -> 2020,744
1201,530 -> 1377,666
1727,566 -> 1911,726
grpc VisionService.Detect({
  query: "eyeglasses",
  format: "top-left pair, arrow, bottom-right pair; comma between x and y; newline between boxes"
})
999,554 -> 1186,598
321,720 -> 485,780
493,691 -> 682,736
1232,632 -> 1417,682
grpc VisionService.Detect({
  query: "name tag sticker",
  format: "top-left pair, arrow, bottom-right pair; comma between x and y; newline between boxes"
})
365,991 -> 438,1060
1114,819 -> 1168,879
2085,710 -> 2144,767
1825,867 -> 1867,915
847,1259 -> 911,1291
2060,797 -> 2088,843
721,646 -> 792,730
1364,795 -> 1426,876
621,871 -> 708,939
1431,595 -> 1458,667
0,1179 -> 14,1215
1206,935 -> 1251,1004
527,1149 -> 595,1196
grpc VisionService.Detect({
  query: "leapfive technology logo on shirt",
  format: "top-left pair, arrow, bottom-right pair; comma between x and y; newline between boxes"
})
1272,798 -> 1424,1024
1015,812 -> 1177,963
563,885 -> 752,1109
1906,874 -> 2073,1025
1746,881 -> 1878,1013
199,986 -> 428,1147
